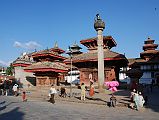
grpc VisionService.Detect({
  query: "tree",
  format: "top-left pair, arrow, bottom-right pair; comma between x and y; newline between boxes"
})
6,64 -> 14,76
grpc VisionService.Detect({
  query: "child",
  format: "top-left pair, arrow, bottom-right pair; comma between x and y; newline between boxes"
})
81,83 -> 86,101
22,91 -> 27,102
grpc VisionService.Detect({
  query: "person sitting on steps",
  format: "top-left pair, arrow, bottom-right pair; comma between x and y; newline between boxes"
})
110,94 -> 117,107
60,87 -> 66,98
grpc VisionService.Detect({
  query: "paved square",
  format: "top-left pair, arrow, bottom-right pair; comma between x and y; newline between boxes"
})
0,95 -> 159,120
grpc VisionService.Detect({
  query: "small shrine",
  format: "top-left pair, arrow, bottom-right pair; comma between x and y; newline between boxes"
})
24,43 -> 70,86
65,36 -> 128,86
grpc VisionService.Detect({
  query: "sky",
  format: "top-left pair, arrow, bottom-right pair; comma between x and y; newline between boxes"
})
0,0 -> 159,66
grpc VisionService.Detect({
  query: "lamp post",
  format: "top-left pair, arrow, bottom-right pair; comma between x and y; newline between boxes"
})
94,14 -> 105,92
67,46 -> 73,97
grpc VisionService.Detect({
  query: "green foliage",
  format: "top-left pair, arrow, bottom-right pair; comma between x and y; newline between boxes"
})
6,64 -> 14,76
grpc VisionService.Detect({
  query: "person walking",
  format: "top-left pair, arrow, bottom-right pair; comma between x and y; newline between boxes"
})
12,84 -> 18,96
81,83 -> 86,101
22,91 -> 27,102
130,89 -> 136,102
49,84 -> 57,104
4,80 -> 10,96
134,92 -> 139,111
0,81 -> 4,96
138,92 -> 145,108
89,82 -> 94,97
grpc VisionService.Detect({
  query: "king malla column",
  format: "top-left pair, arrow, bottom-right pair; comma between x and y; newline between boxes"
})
94,14 -> 105,92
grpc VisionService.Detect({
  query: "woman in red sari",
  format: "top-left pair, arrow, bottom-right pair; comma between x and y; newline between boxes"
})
89,82 -> 94,97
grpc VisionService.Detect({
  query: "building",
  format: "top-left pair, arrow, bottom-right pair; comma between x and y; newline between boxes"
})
65,36 -> 128,86
65,43 -> 82,83
12,52 -> 36,87
24,44 -> 70,86
119,37 -> 159,85
139,37 -> 159,84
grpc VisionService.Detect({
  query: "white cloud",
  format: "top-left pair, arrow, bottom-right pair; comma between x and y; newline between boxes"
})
25,41 -> 41,50
13,41 -> 41,50
14,41 -> 23,48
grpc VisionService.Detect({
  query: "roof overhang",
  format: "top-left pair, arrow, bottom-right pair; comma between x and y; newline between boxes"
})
24,68 -> 68,73
12,63 -> 31,67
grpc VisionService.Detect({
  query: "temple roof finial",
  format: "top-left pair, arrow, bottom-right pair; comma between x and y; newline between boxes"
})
54,41 -> 58,48
148,36 -> 151,40
74,41 -> 77,45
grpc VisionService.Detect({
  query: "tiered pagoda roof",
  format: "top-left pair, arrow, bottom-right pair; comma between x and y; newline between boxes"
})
24,61 -> 69,73
129,37 -> 159,67
32,43 -> 66,62
12,52 -> 35,67
50,42 -> 65,54
65,50 -> 127,63
66,42 -> 82,56
65,36 -> 128,67
24,43 -> 69,73
80,36 -> 117,50
140,37 -> 159,60
32,49 -> 66,62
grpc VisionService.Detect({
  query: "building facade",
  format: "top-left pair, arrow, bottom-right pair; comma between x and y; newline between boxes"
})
65,36 -> 128,86
24,44 -> 70,86
119,37 -> 159,85
12,52 -> 36,87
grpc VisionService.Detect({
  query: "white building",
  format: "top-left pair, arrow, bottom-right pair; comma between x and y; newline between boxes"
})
12,52 -> 36,88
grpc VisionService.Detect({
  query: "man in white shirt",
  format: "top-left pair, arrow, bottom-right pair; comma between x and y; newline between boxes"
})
13,84 -> 18,96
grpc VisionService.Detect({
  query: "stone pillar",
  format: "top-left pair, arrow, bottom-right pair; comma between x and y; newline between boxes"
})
94,14 -> 105,92
97,29 -> 105,91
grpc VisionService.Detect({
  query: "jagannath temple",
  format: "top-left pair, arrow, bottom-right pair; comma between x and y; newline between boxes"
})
65,36 -> 128,86
24,43 -> 70,86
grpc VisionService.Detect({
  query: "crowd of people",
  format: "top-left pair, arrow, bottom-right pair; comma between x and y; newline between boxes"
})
47,81 -> 148,112
1,79 -> 149,110
0,79 -> 27,102
47,82 -> 96,104
0,80 -> 19,96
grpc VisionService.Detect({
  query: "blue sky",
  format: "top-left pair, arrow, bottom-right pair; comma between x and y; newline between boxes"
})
0,0 -> 159,66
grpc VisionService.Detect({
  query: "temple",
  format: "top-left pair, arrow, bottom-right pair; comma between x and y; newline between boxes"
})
120,37 -> 159,85
24,43 -> 70,86
139,37 -> 159,84
65,36 -> 128,86
65,43 -> 82,83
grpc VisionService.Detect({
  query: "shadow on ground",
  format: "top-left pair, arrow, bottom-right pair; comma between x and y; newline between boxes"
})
0,107 -> 25,120
112,87 -> 159,113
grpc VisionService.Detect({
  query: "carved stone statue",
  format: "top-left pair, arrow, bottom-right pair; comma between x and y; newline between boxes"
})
96,14 -> 100,20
